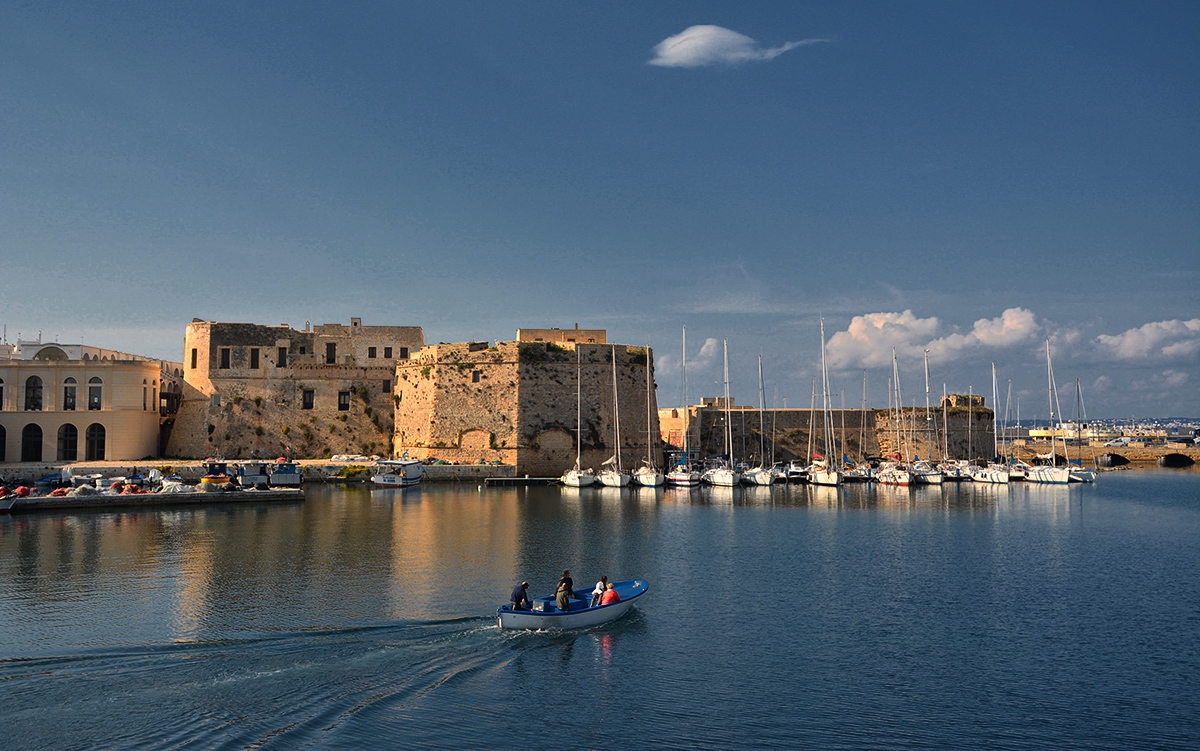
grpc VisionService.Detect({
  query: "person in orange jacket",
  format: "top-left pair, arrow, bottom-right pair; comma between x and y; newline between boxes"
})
599,583 -> 620,605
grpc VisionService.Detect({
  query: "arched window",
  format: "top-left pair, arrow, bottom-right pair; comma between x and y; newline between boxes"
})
57,424 -> 78,461
0,424 -> 5,462
88,377 -> 103,411
0,377 -> 5,411
22,424 -> 43,462
63,377 -> 77,411
25,376 -> 43,411
85,423 -> 106,461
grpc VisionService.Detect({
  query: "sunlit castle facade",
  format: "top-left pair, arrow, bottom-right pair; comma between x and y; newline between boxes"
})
0,337 -> 183,463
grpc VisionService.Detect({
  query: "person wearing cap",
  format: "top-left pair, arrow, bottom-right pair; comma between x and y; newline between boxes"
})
509,581 -> 531,611
590,576 -> 609,607
555,570 -> 574,611
600,582 -> 621,606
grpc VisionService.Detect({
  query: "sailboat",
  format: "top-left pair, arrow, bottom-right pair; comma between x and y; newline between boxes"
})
809,320 -> 841,486
666,328 -> 701,487
1067,379 -> 1097,483
701,339 -> 740,487
877,348 -> 914,486
742,355 -> 774,486
970,363 -> 1010,484
597,344 -> 631,487
1026,340 -> 1072,484
633,343 -> 664,487
560,345 -> 596,487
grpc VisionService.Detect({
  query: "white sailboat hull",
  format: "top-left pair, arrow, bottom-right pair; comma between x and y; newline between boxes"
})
1026,466 -> 1071,484
809,468 -> 841,486
970,466 -> 1010,484
561,469 -> 596,487
742,467 -> 774,486
598,470 -> 631,487
632,467 -> 664,487
703,468 -> 741,487
665,469 -> 701,486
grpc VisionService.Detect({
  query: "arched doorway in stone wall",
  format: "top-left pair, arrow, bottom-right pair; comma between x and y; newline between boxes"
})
528,428 -> 574,475
22,424 -> 43,462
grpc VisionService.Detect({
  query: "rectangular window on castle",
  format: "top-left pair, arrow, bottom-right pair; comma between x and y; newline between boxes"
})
326,343 -> 337,364
383,380 -> 391,393
383,347 -> 392,358
219,348 -> 230,369
277,347 -> 287,367
338,391 -> 350,411
249,348 -> 259,369
472,371 -> 481,383
302,390 -> 315,410
191,348 -> 198,369
399,347 -> 408,359
368,347 -> 377,359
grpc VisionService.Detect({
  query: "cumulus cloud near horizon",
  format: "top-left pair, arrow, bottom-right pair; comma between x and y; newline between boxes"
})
649,25 -> 828,68
824,308 -> 1040,370
1095,319 -> 1200,360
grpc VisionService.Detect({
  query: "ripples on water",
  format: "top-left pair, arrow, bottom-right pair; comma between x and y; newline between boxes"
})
1,473 -> 1198,750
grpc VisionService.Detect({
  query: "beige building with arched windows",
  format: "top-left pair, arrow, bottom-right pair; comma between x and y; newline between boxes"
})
0,338 -> 183,464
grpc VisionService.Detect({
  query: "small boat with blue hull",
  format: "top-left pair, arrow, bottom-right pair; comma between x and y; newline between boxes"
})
497,579 -> 649,630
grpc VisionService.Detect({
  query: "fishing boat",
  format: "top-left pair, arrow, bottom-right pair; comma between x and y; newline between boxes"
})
597,344 -> 632,487
497,578 -> 649,630
372,453 -> 424,487
236,461 -> 271,487
199,459 -> 232,485
561,346 -> 597,487
269,459 -> 302,487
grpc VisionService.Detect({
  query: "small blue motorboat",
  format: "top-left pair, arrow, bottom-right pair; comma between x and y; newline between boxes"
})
497,579 -> 649,630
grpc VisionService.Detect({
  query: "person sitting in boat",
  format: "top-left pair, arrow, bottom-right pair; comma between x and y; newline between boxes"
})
600,583 -> 621,606
590,576 -> 609,607
555,570 -> 575,611
509,581 -> 531,611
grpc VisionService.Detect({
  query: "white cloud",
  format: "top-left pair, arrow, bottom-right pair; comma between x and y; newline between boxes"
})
1092,375 -> 1111,393
654,336 -> 720,378
1095,319 -> 1200,360
649,25 -> 828,68
825,308 -> 1040,369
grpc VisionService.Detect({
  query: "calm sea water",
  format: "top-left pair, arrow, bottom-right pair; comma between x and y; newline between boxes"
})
1,472 -> 1197,750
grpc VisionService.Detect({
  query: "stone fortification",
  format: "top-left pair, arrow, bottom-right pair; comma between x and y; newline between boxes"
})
394,341 -> 659,475
168,319 -> 422,459
665,404 -> 996,464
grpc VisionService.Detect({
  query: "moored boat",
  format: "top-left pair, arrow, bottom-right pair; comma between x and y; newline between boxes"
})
497,578 -> 649,630
372,455 -> 424,487
269,460 -> 302,487
236,461 -> 271,487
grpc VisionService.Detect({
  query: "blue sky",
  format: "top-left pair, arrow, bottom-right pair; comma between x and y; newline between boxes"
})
2,2 -> 1197,418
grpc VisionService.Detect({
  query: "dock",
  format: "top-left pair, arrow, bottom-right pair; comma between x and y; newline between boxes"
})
4,488 -> 306,514
485,477 -> 562,487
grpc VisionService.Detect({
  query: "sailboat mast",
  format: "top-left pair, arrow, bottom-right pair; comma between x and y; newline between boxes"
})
757,355 -> 766,467
681,327 -> 689,463
611,344 -> 621,472
991,363 -> 1000,460
645,342 -> 654,469
924,349 -> 934,460
942,383 -> 949,459
820,319 -> 835,462
575,346 -> 582,468
892,348 -> 907,462
723,339 -> 732,464
860,370 -> 868,461
808,378 -> 817,463
968,384 -> 974,461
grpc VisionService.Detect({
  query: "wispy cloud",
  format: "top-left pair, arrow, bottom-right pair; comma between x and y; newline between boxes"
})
824,308 -> 1040,369
1095,319 -> 1200,360
649,25 -> 829,68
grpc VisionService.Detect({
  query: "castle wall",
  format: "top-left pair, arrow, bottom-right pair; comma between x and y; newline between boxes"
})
393,341 -> 659,476
665,405 -> 996,464
168,319 -> 421,459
